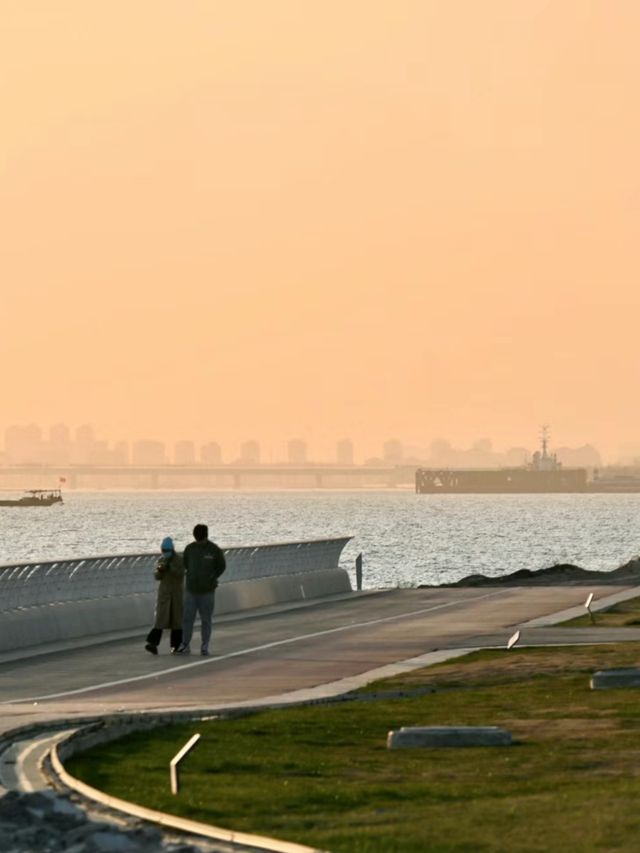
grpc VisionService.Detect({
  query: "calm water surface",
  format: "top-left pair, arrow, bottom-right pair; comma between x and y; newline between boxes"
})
1,490 -> 639,588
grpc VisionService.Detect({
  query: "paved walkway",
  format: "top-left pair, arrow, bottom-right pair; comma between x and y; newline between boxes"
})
3,584 -> 639,736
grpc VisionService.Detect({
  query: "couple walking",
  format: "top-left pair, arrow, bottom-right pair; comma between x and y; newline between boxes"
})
145,524 -> 226,656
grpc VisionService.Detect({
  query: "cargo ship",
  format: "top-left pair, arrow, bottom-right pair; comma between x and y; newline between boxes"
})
415,429 -> 588,494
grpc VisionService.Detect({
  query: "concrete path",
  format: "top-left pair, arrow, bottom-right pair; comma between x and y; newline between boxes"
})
3,584 -> 639,737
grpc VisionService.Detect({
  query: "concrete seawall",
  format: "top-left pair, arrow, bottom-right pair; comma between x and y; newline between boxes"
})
0,538 -> 352,654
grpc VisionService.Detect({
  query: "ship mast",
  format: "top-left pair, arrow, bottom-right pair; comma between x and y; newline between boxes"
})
540,424 -> 550,460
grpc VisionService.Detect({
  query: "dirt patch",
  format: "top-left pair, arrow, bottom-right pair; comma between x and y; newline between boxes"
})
562,596 -> 640,628
507,717 -> 619,742
368,644 -> 640,691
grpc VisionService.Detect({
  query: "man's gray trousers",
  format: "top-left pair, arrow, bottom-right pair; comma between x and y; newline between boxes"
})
182,590 -> 216,652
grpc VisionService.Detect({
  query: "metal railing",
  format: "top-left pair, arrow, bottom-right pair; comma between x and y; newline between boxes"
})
0,537 -> 352,613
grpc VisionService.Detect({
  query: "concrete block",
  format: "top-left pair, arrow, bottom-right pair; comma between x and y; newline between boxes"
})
387,726 -> 512,749
591,668 -> 640,689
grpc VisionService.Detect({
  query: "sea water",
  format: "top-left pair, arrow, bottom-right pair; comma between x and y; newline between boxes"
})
0,490 -> 639,589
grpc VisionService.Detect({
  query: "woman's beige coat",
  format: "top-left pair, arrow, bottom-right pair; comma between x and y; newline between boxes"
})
153,552 -> 185,630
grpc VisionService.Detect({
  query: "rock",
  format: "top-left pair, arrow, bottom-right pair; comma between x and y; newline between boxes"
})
24,791 -> 57,819
125,826 -> 165,849
0,787 -> 219,853
88,829 -> 141,852
164,846 -> 203,853
47,797 -> 87,832
52,796 -> 86,819
13,825 -> 54,849
0,790 -> 30,821
67,822 -> 110,844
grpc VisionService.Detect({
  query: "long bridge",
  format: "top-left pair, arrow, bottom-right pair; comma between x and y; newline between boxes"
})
0,463 -> 417,490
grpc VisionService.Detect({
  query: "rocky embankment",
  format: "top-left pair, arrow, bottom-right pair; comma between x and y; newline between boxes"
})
426,558 -> 640,588
0,790 -> 224,853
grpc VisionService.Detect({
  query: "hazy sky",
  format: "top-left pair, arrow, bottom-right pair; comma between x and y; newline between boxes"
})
2,1 -> 639,460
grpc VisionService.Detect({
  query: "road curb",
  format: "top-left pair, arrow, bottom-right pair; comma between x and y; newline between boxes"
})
49,736 -> 324,853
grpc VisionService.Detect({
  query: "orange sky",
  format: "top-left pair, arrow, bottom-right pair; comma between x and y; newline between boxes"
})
1,1 -> 639,461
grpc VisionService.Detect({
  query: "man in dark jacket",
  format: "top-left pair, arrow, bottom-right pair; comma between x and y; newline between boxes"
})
175,523 -> 226,656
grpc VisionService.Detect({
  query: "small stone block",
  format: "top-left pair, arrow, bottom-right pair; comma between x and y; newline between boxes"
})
387,726 -> 512,749
591,668 -> 640,690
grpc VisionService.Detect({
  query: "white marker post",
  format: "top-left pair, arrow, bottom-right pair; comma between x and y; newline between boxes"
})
585,592 -> 595,624
170,733 -> 201,795
507,630 -> 520,650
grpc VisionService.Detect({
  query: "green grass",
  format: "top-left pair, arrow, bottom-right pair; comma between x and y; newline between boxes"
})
560,595 -> 640,627
67,643 -> 640,852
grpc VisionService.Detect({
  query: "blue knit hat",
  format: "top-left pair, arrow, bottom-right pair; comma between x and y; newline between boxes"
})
161,536 -> 174,552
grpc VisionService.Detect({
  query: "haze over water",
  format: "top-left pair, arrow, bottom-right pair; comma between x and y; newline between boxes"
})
1,491 -> 639,589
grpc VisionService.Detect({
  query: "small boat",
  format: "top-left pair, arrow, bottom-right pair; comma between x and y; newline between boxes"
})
0,489 -> 64,507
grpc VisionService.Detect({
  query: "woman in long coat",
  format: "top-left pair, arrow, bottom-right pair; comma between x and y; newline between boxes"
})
144,536 -> 184,654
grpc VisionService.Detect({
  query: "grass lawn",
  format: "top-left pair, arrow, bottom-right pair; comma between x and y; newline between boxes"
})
560,596 -> 640,628
66,643 -> 640,853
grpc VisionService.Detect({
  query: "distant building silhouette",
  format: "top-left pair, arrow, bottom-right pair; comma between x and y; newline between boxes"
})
556,444 -> 602,468
49,423 -> 70,446
429,439 -> 453,465
336,439 -> 354,465
87,440 -> 112,465
201,442 -> 222,465
174,440 -> 196,466
404,444 -> 432,463
49,424 -> 71,465
504,447 -> 530,467
383,439 -> 403,464
240,440 -> 261,465
287,439 -> 308,465
132,440 -> 168,466
616,444 -> 640,465
73,424 -> 96,465
112,440 -> 130,466
5,424 -> 42,464
2,423 -> 135,467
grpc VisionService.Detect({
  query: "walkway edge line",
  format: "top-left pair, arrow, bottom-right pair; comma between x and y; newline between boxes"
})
50,739 -> 327,853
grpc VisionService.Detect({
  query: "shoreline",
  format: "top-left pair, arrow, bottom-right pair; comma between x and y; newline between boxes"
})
425,558 -> 640,588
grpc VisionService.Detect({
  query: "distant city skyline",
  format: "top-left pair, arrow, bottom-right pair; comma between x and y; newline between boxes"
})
0,422 -> 621,468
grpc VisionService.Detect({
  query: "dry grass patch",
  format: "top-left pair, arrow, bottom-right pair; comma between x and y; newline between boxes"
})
361,643 -> 640,693
561,596 -> 640,627
505,716 -> 618,741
